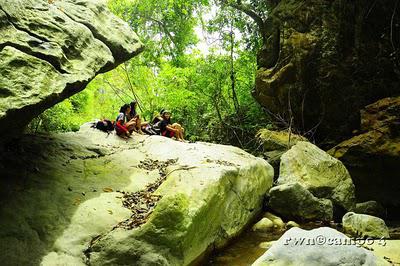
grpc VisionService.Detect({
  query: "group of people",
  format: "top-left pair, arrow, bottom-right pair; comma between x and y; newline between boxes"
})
113,101 -> 186,141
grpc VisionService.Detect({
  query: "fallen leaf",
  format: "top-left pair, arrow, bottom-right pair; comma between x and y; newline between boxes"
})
73,198 -> 81,205
103,187 -> 113,192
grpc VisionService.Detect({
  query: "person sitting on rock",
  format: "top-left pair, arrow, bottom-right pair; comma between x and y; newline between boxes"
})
141,109 -> 165,135
127,101 -> 148,134
154,108 -> 184,134
115,104 -> 136,139
159,110 -> 185,141
151,108 -> 165,125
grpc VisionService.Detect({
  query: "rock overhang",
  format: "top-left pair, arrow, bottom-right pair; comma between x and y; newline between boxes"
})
0,0 -> 144,141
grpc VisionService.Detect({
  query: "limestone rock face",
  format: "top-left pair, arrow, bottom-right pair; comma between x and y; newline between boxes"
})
268,182 -> 333,222
0,0 -> 143,139
342,212 -> 390,239
329,97 -> 400,217
278,141 -> 355,211
0,126 -> 274,265
252,227 -> 390,266
253,0 -> 400,142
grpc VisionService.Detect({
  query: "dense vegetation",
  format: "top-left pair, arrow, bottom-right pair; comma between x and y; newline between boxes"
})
27,0 -> 273,149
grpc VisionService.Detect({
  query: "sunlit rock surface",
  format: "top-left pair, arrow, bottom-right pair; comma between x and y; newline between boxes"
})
252,227 -> 390,266
0,125 -> 274,265
342,212 -> 390,239
278,141 -> 355,211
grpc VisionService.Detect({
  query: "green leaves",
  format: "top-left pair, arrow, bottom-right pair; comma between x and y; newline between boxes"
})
26,0 -> 272,149
108,0 -> 204,67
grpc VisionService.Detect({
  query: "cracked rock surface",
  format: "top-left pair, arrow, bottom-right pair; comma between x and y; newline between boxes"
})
0,124 -> 274,265
0,0 -> 143,139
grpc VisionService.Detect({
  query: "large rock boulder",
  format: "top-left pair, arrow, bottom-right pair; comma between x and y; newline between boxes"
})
0,0 -> 143,140
0,126 -> 274,265
329,97 -> 400,218
342,212 -> 390,239
252,227 -> 390,266
268,182 -> 333,222
257,129 -> 308,178
253,0 -> 400,143
257,129 -> 307,152
278,141 -> 355,211
353,201 -> 386,218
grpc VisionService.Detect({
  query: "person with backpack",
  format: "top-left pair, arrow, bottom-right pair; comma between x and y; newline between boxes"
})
159,110 -> 185,141
115,104 -> 136,139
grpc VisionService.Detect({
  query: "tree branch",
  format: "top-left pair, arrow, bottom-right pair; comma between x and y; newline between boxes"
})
147,17 -> 177,48
223,1 -> 267,43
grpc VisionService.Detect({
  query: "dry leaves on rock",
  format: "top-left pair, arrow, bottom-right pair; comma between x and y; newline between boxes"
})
116,158 -> 177,230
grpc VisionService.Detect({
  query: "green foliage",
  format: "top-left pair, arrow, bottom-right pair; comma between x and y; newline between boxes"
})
108,0 -> 207,67
27,92 -> 91,132
27,0 -> 272,151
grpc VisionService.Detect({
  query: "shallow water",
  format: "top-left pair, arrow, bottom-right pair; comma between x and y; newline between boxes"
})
206,230 -> 279,266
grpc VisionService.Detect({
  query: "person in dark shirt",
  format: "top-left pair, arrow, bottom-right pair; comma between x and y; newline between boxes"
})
159,110 -> 185,141
151,108 -> 164,125
141,109 -> 164,135
128,101 -> 138,119
127,101 -> 148,134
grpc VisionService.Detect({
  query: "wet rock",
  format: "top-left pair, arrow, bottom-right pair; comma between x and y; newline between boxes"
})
342,212 -> 390,239
279,141 -> 355,211
252,227 -> 390,266
252,218 -> 275,233
263,212 -> 285,231
268,182 -> 333,222
252,212 -> 286,233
